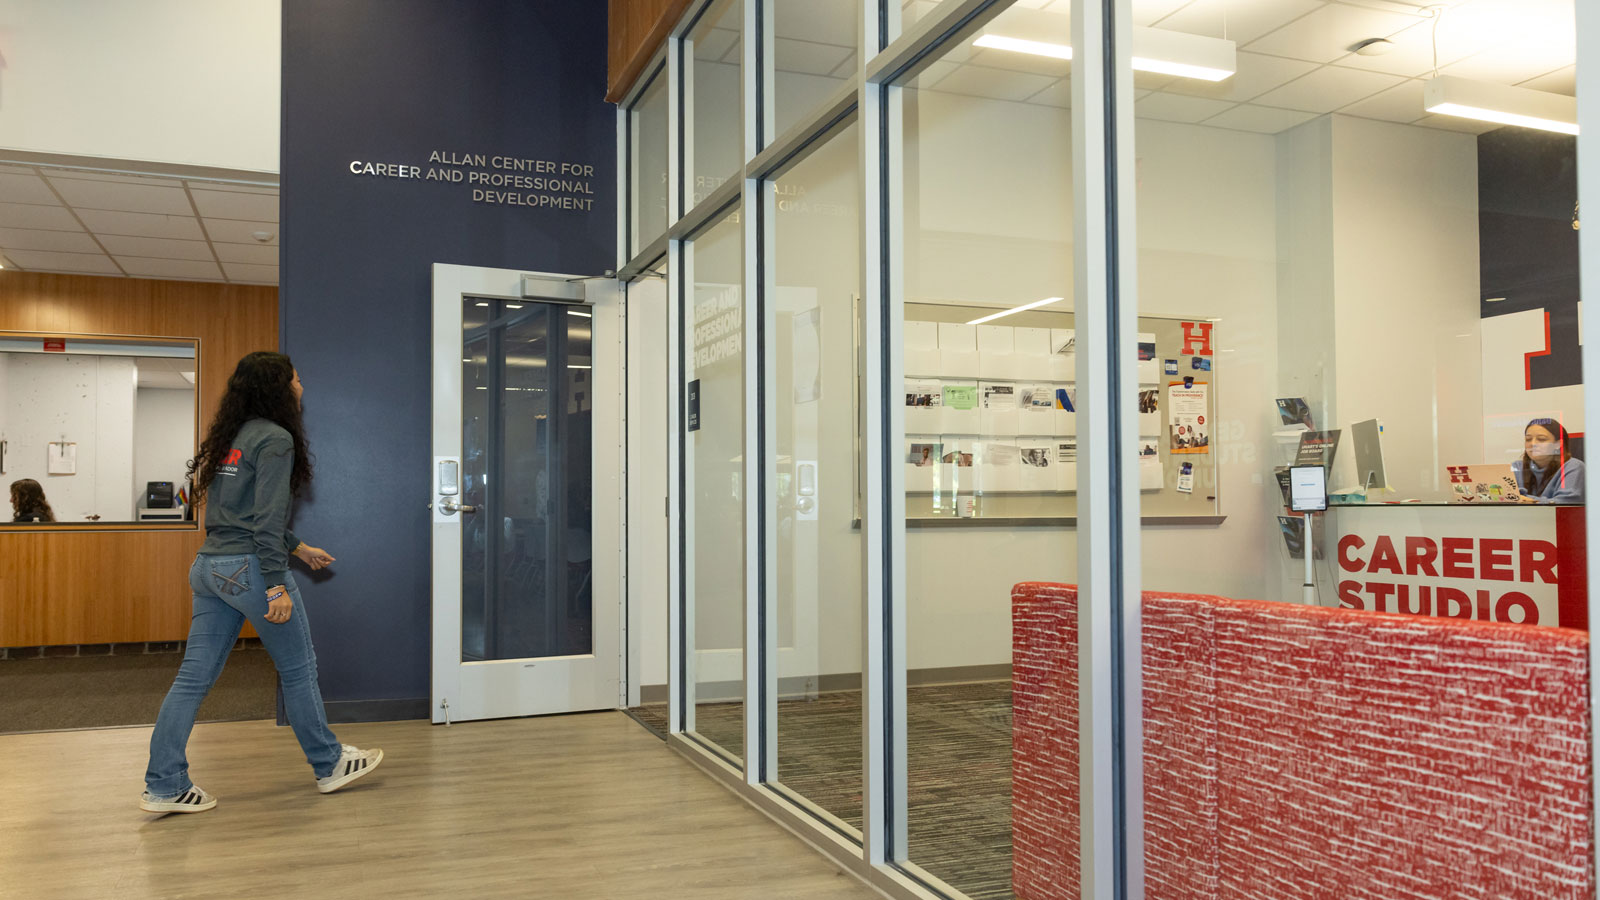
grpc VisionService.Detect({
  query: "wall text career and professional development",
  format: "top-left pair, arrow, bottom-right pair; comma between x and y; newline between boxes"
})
346,151 -> 598,212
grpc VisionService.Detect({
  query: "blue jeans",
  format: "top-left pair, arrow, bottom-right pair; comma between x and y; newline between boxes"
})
144,554 -> 342,797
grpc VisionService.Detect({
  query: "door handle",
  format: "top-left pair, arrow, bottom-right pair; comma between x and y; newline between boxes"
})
439,498 -> 478,515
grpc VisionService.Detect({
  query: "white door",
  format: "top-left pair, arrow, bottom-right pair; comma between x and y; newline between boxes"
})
431,264 -> 621,723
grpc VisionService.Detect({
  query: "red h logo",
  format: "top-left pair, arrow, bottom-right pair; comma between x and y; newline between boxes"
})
1447,465 -> 1471,484
223,449 -> 243,466
1180,322 -> 1214,356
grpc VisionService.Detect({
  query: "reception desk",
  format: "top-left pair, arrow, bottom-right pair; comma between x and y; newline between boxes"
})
1325,503 -> 1587,629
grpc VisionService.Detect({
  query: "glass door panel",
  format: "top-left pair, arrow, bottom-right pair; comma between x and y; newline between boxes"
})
461,298 -> 593,663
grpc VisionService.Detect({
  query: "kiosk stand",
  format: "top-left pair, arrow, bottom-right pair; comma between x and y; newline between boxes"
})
1289,465 -> 1328,605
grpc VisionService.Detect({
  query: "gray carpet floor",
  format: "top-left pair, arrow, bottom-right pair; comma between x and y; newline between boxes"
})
632,681 -> 1014,900
0,648 -> 278,733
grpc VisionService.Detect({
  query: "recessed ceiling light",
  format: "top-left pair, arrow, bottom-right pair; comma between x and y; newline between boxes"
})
1485,297 -> 1506,303
975,10 -> 1236,82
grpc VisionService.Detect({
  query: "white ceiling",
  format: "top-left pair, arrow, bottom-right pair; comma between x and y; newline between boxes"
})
134,356 -> 198,390
752,0 -> 1578,136
0,163 -> 279,285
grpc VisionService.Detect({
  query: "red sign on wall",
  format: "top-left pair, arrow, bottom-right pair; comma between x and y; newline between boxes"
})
42,339 -> 65,352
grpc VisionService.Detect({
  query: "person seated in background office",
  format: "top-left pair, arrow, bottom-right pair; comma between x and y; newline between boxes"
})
1514,418 -> 1585,504
10,478 -> 56,522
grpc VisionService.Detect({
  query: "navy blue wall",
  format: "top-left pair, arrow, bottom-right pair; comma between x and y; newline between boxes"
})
281,1 -> 615,717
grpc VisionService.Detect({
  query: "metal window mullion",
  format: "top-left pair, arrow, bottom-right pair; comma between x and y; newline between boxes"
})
859,7 -> 900,862
1576,0 -> 1600,871
678,240 -> 698,738
671,37 -> 687,228
740,177 -> 768,780
1071,0 -> 1130,897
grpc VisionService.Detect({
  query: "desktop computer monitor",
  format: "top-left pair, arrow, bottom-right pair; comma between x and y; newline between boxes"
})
1350,418 -> 1387,492
146,481 -> 174,509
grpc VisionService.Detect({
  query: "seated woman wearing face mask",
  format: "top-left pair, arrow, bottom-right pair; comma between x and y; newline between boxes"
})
1513,418 -> 1585,504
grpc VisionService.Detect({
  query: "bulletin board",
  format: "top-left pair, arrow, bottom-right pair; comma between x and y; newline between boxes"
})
901,302 -> 1222,522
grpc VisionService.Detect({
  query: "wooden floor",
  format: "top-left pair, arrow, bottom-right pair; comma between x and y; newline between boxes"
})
0,712 -> 884,900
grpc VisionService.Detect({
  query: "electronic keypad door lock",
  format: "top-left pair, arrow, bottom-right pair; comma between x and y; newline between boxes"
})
438,460 -> 459,496
433,458 -> 477,519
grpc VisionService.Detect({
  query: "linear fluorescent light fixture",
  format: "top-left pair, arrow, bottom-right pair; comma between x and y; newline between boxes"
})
1423,76 -> 1578,136
967,297 -> 1064,325
973,11 -> 1235,82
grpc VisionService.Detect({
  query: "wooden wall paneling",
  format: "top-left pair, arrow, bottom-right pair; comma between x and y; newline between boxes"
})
608,0 -> 695,103
0,271 -> 278,647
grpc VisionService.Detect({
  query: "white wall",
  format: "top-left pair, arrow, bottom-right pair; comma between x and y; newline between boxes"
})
133,387 -> 195,509
0,0 -> 280,172
628,278 -> 671,689
3,353 -> 138,521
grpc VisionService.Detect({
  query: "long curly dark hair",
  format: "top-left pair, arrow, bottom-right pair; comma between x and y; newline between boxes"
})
188,351 -> 312,503
10,478 -> 55,522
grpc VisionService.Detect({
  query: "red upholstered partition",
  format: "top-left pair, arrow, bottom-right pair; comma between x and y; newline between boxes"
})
1012,583 -> 1594,900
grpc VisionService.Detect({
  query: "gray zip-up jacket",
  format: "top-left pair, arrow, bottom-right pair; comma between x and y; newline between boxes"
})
197,418 -> 301,586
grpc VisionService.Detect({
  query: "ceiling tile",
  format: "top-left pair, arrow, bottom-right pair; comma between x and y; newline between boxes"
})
1161,0 -> 1323,47
0,174 -> 62,206
930,64 -> 1059,102
0,227 -> 102,253
97,234 -> 214,261
37,170 -> 183,187
190,189 -> 278,223
1251,65 -> 1404,113
78,208 -> 206,240
5,249 -> 120,274
1134,0 -> 1195,27
775,0 -> 857,46
1442,40 -> 1578,87
1337,78 -> 1426,123
50,178 -> 193,215
1025,78 -> 1073,108
694,26 -> 738,63
184,181 -> 277,196
213,242 -> 279,265
1245,3 -> 1420,63
0,202 -> 84,232
829,51 -> 858,77
1134,92 -> 1237,123
202,219 -> 277,245
1161,51 -> 1317,102
1203,104 -> 1319,134
1520,64 -> 1576,96
775,38 -> 854,76
115,257 -> 224,280
222,263 -> 280,284
1411,112 -> 1504,134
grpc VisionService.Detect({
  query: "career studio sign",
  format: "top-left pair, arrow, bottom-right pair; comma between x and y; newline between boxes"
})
1331,507 -> 1587,629
346,151 -> 599,212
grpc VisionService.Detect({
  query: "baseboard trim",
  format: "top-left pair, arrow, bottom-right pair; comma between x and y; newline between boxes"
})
277,696 -> 430,726
636,664 -> 1011,705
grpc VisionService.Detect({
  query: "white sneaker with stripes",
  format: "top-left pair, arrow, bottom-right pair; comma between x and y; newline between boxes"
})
140,785 -> 217,814
316,744 -> 384,794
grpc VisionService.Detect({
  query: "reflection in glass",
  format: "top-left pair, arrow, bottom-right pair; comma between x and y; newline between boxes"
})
686,212 -> 746,762
689,0 -> 743,208
630,71 -> 669,256
897,18 -> 1075,897
461,299 -> 593,662
774,0 -> 858,136
770,122 -> 864,830
0,339 -> 197,525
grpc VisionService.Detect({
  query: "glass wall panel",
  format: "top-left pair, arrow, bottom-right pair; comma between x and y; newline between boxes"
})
688,0 -> 743,209
769,121 -> 863,829
685,210 -> 746,761
1125,0 -> 1586,883
627,258 -> 672,736
895,3 -> 1076,895
774,1 -> 859,137
629,71 -> 669,257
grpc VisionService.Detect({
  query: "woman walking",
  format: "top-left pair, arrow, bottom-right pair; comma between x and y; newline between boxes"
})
141,351 -> 382,813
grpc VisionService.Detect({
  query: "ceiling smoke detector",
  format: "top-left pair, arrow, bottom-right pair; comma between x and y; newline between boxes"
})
251,230 -> 276,243
1350,37 -> 1395,56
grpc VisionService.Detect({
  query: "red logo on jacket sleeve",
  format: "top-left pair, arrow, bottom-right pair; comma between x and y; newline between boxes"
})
222,449 -> 243,466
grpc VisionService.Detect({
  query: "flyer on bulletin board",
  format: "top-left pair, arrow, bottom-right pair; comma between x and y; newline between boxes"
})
1167,381 -> 1209,454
